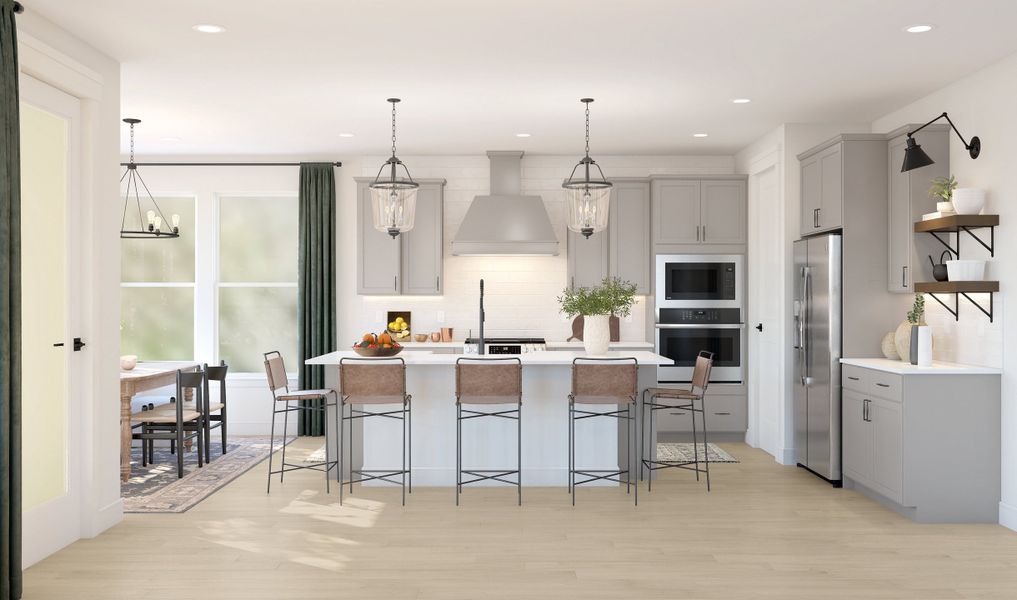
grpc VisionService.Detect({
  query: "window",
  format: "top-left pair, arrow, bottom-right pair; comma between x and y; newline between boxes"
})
217,195 -> 299,373
121,196 -> 196,361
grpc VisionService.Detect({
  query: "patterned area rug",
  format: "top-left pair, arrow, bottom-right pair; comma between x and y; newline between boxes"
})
122,437 -> 290,513
656,442 -> 738,463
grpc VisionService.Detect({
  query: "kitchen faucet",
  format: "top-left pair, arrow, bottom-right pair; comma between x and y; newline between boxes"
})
478,279 -> 485,355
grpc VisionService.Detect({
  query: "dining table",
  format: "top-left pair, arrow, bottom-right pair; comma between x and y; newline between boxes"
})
119,361 -> 200,482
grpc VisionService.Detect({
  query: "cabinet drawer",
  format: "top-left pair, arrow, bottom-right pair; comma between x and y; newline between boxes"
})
652,395 -> 745,432
842,365 -> 868,393
869,373 -> 902,402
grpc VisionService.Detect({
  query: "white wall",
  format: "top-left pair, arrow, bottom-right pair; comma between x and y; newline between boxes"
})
871,51 -> 1015,528
16,10 -> 122,560
338,154 -> 735,345
735,123 -> 868,465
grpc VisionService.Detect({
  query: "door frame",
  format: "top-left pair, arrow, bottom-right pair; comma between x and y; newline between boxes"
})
745,146 -> 786,457
18,73 -> 85,567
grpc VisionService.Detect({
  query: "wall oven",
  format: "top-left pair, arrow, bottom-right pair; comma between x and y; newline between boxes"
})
655,254 -> 742,309
655,308 -> 745,384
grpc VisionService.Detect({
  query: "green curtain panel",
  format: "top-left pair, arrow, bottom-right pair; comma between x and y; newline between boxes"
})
0,0 -> 21,597
297,163 -> 337,436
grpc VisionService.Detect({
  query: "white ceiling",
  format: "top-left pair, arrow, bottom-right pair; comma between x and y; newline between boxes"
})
26,0 -> 1017,157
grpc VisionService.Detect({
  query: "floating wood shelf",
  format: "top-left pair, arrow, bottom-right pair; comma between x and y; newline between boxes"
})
914,214 -> 998,258
914,281 -> 999,293
914,281 -> 998,322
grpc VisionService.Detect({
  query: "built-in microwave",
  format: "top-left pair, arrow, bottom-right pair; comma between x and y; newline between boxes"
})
655,254 -> 743,309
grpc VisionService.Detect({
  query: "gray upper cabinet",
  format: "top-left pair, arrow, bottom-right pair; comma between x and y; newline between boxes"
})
356,178 -> 445,295
886,124 -> 949,293
800,144 -> 843,236
701,179 -> 747,244
653,176 -> 746,246
609,179 -> 651,293
653,180 -> 700,244
567,229 -> 609,290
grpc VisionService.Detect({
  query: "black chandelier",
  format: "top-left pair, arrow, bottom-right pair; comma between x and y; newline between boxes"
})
563,98 -> 612,238
120,118 -> 179,239
369,98 -> 419,238
902,112 -> 981,172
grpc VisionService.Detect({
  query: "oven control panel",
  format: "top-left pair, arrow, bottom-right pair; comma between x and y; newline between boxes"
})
658,308 -> 741,325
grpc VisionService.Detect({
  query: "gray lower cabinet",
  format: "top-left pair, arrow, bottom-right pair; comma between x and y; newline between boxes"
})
568,178 -> 651,292
356,178 -> 445,295
653,390 -> 746,433
886,124 -> 950,293
841,362 -> 1001,522
652,176 -> 747,246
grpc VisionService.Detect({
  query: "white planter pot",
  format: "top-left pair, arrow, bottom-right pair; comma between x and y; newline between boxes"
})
951,188 -> 986,215
583,314 -> 611,356
946,259 -> 986,281
916,325 -> 933,367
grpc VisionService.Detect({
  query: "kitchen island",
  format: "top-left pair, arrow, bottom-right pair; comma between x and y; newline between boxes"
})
306,350 -> 672,487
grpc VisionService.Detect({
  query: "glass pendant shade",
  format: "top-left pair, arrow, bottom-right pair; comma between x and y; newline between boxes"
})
370,184 -> 418,238
565,184 -> 611,238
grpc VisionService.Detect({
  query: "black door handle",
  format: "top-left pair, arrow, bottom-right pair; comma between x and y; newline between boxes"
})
755,323 -> 763,332
54,338 -> 85,350
53,342 -> 64,347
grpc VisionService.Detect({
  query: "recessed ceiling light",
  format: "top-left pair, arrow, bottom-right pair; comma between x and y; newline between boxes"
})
693,133 -> 709,138
338,133 -> 355,138
515,133 -> 532,138
161,136 -> 181,142
732,98 -> 751,104
905,24 -> 933,33
192,24 -> 226,34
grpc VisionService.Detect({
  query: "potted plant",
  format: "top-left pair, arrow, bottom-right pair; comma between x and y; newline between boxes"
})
558,277 -> 637,355
928,175 -> 958,214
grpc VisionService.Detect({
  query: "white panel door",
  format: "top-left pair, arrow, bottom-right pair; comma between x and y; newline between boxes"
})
747,165 -> 782,456
19,75 -> 84,567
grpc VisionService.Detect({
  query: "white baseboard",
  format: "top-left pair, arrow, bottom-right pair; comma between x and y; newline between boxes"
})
777,447 -> 796,466
84,497 -> 123,538
999,500 -> 1017,531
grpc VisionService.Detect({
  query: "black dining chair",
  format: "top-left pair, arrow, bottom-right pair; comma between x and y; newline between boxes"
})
131,370 -> 206,478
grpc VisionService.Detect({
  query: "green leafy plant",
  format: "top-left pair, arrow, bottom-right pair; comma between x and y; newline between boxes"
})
928,175 -> 958,202
907,294 -> 925,324
557,277 -> 637,318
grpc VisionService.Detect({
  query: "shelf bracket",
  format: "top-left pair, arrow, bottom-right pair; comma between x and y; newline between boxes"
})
923,291 -> 993,322
959,225 -> 995,257
928,232 -> 959,258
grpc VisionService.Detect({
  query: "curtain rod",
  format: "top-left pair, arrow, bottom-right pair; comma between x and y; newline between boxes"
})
119,161 -> 343,167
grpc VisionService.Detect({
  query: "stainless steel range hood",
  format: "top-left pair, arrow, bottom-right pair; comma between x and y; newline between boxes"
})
451,151 -> 559,256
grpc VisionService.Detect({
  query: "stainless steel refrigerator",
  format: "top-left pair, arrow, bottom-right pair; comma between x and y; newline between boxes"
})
793,233 -> 842,485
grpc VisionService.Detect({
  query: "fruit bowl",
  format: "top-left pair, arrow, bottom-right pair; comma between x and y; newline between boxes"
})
353,346 -> 403,358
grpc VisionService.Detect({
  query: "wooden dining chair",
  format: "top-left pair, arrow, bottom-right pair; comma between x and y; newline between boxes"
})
199,361 -> 229,462
131,370 -> 206,478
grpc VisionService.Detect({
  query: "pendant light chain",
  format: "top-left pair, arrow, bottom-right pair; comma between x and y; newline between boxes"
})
585,101 -> 591,158
129,121 -> 135,164
391,100 -> 398,158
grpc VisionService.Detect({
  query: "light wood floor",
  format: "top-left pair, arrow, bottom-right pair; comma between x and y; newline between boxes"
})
24,438 -> 1017,599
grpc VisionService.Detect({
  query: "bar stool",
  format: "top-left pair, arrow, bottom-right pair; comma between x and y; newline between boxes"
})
455,357 -> 523,506
339,357 -> 412,506
263,350 -> 340,493
641,350 -> 715,491
568,357 -> 639,506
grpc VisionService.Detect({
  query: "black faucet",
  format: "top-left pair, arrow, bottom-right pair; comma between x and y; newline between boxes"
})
478,279 -> 485,355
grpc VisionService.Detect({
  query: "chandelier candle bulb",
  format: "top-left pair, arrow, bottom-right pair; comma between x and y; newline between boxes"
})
153,216 -> 162,233
171,214 -> 180,233
146,210 -> 155,227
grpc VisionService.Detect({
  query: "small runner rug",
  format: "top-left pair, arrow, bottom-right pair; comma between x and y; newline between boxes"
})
656,442 -> 738,463
122,437 -> 290,513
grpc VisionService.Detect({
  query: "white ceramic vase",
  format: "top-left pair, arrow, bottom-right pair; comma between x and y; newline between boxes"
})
916,325 -> 933,367
951,188 -> 985,215
583,314 -> 611,356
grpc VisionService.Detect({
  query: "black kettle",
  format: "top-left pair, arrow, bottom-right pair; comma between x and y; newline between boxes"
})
929,251 -> 950,282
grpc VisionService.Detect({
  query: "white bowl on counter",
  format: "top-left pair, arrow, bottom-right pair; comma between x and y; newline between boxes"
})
946,259 -> 986,281
120,355 -> 138,370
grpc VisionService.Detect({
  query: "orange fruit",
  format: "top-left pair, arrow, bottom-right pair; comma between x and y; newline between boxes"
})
378,332 -> 393,345
362,333 -> 376,344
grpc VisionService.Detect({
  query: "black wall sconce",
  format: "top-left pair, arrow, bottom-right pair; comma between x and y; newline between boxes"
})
902,112 -> 980,172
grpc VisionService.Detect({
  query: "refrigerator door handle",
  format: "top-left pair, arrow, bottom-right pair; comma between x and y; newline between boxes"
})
801,266 -> 814,386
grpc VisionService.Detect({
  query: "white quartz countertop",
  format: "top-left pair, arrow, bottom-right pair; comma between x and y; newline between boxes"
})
841,358 -> 1001,375
395,340 -> 654,350
307,350 -> 672,366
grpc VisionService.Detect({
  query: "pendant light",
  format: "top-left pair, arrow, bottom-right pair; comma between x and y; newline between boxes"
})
369,98 -> 419,238
120,118 -> 180,239
563,98 -> 612,239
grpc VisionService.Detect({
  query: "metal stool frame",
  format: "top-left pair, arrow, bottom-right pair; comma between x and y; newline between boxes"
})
640,350 -> 714,491
339,357 -> 412,506
264,351 -> 340,494
568,356 -> 639,507
455,357 -> 523,506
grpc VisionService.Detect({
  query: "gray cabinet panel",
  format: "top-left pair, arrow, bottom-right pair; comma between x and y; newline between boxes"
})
609,181 -> 651,293
818,145 -> 843,232
701,179 -> 746,244
887,137 -> 913,292
401,182 -> 443,295
842,389 -> 872,482
653,180 -> 700,244
871,396 -> 903,503
800,155 -> 821,236
357,183 -> 401,295
567,229 -> 609,290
